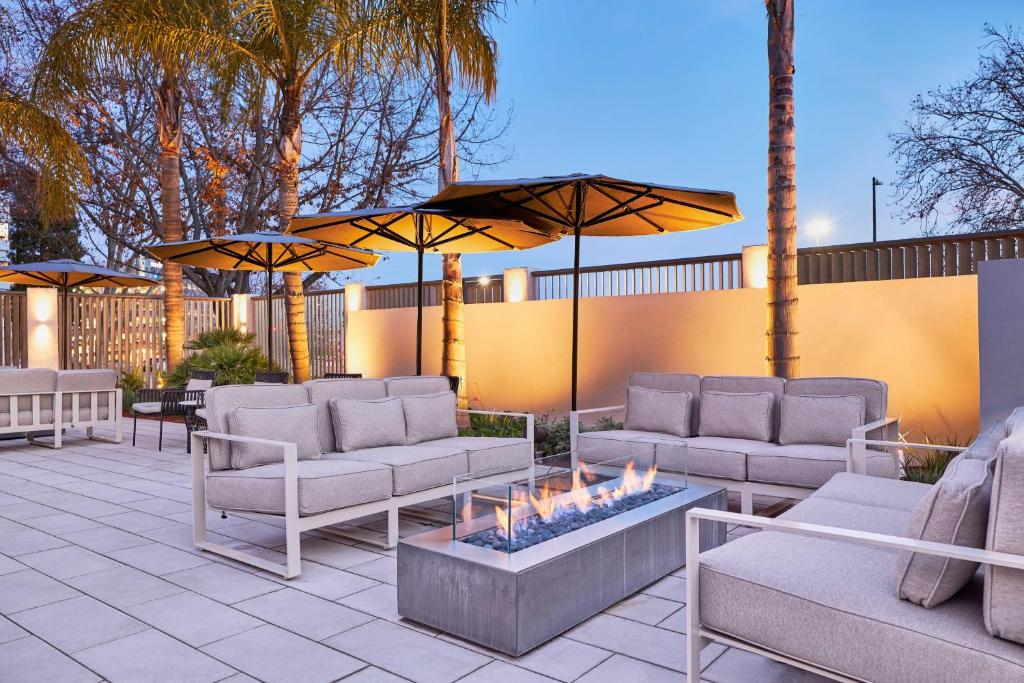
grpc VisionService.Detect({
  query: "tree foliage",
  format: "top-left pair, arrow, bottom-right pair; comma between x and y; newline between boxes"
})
890,25 -> 1024,234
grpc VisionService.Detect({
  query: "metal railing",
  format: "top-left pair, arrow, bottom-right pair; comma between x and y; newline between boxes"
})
365,277 -> 505,310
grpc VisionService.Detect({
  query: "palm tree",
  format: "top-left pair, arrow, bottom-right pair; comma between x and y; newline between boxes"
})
0,94 -> 90,225
35,0 -> 191,371
765,0 -> 799,378
387,0 -> 500,406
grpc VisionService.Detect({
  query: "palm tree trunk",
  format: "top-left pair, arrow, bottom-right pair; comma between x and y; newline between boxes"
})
766,0 -> 799,378
156,72 -> 185,374
277,88 -> 311,383
437,0 -> 468,409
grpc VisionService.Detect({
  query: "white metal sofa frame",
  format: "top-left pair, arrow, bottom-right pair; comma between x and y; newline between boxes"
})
1,388 -> 123,448
681,438 -> 1018,682
569,405 -> 900,515
191,408 -> 535,579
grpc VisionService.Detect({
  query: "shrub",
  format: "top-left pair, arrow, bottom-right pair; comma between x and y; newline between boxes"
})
117,367 -> 145,408
166,331 -> 278,387
901,434 -> 973,484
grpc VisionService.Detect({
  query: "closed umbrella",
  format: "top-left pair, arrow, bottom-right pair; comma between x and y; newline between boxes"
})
0,259 -> 158,369
424,174 -> 743,409
288,206 -> 554,374
148,231 -> 378,366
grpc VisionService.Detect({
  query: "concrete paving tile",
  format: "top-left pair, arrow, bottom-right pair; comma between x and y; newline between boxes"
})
108,542 -> 211,575
656,605 -> 687,634
123,497 -> 191,516
126,591 -> 262,647
75,628 -> 235,682
234,587 -> 374,641
339,666 -> 405,682
95,510 -> 179,532
336,583 -> 400,621
66,566 -> 183,608
512,636 -> 612,682
17,544 -> 121,579
641,574 -> 686,602
31,491 -> 129,518
216,519 -> 290,547
286,538 -> 379,570
202,624 -> 365,683
325,619 -> 489,683
267,562 -> 379,601
55,480 -> 151,503
566,613 -> 724,673
575,654 -> 682,683
0,501 -> 61,521
20,511 -> 103,534
0,553 -> 23,575
0,527 -> 68,556
459,661 -> 555,682
0,634 -> 101,682
11,595 -> 147,652
59,525 -> 151,553
163,563 -> 280,604
0,569 -> 80,613
0,615 -> 28,643
347,556 -> 397,585
0,516 -> 28,534
604,592 -> 682,625
701,646 -> 830,682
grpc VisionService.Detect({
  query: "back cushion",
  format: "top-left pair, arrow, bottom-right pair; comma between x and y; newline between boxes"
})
624,386 -> 693,438
403,392 -> 458,445
629,373 -> 701,435
698,391 -> 774,442
204,384 -> 310,470
228,404 -> 321,469
0,368 -> 57,414
57,370 -> 116,420
785,377 -> 887,424
304,379 -> 387,453
385,376 -> 451,397
702,376 -> 785,440
186,377 -> 214,391
330,397 -> 406,452
778,394 -> 866,447
984,427 -> 1024,643
1004,407 -> 1024,438
897,455 -> 992,608
964,419 -> 1006,466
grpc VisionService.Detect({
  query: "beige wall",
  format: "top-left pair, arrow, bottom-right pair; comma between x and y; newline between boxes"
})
347,275 -> 980,439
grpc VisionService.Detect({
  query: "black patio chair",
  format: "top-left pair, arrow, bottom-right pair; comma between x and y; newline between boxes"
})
323,372 -> 362,379
130,369 -> 215,452
254,371 -> 290,384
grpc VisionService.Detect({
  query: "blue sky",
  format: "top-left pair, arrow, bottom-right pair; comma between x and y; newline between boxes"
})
364,0 -> 1024,285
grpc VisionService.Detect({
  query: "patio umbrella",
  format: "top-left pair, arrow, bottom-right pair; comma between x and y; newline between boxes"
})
288,206 -> 555,374
0,259 -> 158,369
148,231 -> 379,365
424,174 -> 744,409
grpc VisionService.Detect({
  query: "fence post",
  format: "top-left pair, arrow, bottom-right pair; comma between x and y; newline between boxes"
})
26,287 -> 60,369
741,244 -> 769,289
503,267 -> 533,302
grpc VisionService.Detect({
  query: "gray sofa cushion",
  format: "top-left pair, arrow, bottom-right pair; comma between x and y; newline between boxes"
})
206,459 -> 392,516
675,436 -> 763,481
963,419 -> 1005,465
778,394 -> 865,447
330,397 -> 406,452
1005,407 -> 1024,438
204,384 -> 311,471
304,378 -> 387,453
56,370 -> 116,422
629,373 -> 701,435
897,456 -> 992,608
623,386 -> 692,438
701,375 -> 785,439
779,496 -> 912,537
784,377 -> 887,424
747,443 -> 897,489
326,445 -> 468,495
985,428 -> 1024,644
699,530 -> 1024,682
0,368 -> 56,422
228,404 -> 321,469
575,430 -> 656,467
811,472 -> 932,513
385,376 -> 451,397
425,436 -> 532,475
698,391 -> 774,442
402,392 -> 457,445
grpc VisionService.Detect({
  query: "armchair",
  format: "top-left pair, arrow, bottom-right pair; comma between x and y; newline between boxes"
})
130,369 -> 215,451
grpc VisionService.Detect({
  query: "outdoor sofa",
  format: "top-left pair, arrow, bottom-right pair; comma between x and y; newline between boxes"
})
191,375 -> 534,578
684,413 -> 1024,682
570,373 -> 898,513
0,367 -> 122,447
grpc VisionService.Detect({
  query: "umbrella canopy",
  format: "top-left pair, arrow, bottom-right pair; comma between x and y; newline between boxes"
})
424,174 -> 744,409
148,231 -> 379,367
0,259 -> 158,369
288,207 -> 555,374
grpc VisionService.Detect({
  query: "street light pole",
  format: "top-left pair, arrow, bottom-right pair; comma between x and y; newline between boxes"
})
872,177 -> 883,242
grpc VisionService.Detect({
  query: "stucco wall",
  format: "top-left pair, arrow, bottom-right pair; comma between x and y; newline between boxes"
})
347,275 -> 980,439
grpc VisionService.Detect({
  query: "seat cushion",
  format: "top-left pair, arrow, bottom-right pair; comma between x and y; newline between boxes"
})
131,402 -> 163,415
575,430 -> 657,467
206,459 -> 392,516
811,472 -> 932,512
326,446 -> 468,495
385,376 -> 451,397
699,531 -> 1024,682
304,378 -> 388,453
402,392 -> 457,445
673,436 -> 763,481
329,397 -> 406,452
898,456 -> 992,607
747,443 -> 896,489
195,408 -> 208,420
777,394 -> 865,447
985,428 -> 1024,643
424,436 -> 532,475
228,403 -> 322,469
779,496 -> 913,537
623,386 -> 692,438
698,391 -> 774,442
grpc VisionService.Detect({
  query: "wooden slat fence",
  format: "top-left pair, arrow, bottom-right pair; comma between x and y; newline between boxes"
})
251,289 -> 346,378
0,292 -> 27,368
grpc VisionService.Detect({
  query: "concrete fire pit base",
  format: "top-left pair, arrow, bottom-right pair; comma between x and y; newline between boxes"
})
396,481 -> 727,656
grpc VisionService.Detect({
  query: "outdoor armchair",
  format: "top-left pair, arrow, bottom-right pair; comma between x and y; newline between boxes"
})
323,372 -> 362,379
131,369 -> 215,451
254,371 -> 289,384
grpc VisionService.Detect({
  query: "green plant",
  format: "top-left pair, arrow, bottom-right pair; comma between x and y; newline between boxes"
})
167,332 -> 278,387
117,367 -> 144,408
458,412 -> 526,439
185,328 -> 255,351
901,434 -> 973,484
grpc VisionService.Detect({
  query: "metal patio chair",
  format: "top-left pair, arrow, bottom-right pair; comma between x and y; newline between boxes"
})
130,369 -> 215,451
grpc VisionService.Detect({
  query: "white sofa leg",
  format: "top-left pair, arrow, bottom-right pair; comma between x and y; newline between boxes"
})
685,512 -> 708,681
284,520 -> 301,579
740,490 -> 754,515
386,508 -> 399,548
191,433 -> 208,548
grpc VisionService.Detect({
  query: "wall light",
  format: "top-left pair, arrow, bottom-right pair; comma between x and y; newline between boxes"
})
502,268 -> 532,303
806,215 -> 833,247
741,245 -> 769,289
477,275 -> 492,287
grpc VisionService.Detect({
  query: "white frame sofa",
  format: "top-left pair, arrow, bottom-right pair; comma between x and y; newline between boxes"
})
191,376 -> 534,578
0,368 -> 122,448
570,373 -> 899,513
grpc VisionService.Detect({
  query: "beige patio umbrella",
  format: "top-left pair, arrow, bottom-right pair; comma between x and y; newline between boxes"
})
424,174 -> 744,408
288,206 -> 555,374
148,231 -> 379,364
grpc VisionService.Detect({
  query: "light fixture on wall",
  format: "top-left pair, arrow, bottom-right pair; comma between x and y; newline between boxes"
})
477,275 -> 492,287
806,216 -> 833,247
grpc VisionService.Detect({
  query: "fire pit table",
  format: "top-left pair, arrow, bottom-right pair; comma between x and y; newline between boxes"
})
397,451 -> 726,656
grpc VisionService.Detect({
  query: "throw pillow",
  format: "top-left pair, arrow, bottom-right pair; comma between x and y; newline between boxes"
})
402,392 -> 458,445
329,396 -> 406,452
778,394 -> 866,446
227,403 -> 321,469
624,386 -> 693,438
698,391 -> 774,442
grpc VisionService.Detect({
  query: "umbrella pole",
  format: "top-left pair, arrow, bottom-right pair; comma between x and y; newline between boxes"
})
62,285 -> 69,370
266,255 -> 274,369
571,226 -> 581,411
416,246 -> 424,376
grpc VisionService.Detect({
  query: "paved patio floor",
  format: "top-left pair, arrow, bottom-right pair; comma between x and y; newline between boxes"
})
0,419 -> 825,682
